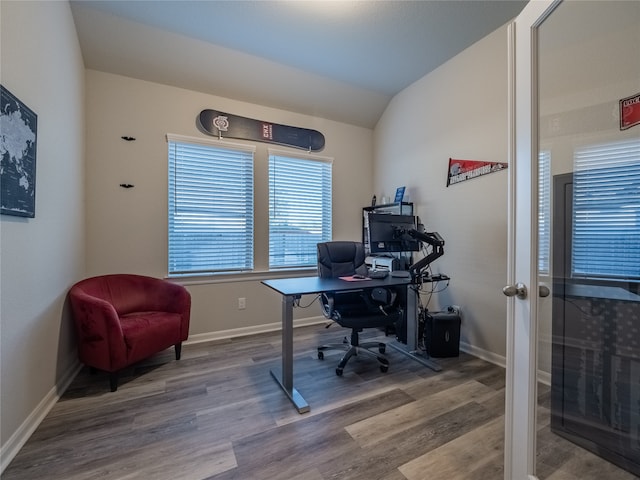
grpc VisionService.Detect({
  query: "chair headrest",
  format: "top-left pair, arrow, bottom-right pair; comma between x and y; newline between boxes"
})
317,241 -> 366,278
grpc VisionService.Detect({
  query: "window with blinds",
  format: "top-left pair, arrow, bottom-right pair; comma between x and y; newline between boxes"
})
167,135 -> 254,275
571,138 -> 640,281
538,151 -> 551,275
268,152 -> 332,268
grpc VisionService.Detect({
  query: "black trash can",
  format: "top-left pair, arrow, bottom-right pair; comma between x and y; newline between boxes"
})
424,310 -> 461,357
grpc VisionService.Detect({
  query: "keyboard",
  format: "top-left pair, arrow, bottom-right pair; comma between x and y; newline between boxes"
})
368,270 -> 389,279
390,270 -> 411,278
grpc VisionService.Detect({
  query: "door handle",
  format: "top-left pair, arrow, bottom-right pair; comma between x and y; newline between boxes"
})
539,284 -> 550,298
503,283 -> 527,299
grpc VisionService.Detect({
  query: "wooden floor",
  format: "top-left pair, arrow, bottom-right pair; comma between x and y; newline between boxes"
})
3,325 -> 637,480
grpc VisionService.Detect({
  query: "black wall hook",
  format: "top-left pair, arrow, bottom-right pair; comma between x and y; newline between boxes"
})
121,136 -> 136,141
119,183 -> 135,189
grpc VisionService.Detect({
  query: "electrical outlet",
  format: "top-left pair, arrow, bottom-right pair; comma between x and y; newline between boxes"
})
238,297 -> 246,310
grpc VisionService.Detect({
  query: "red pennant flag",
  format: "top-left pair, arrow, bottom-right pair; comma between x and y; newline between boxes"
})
620,92 -> 640,131
447,158 -> 508,187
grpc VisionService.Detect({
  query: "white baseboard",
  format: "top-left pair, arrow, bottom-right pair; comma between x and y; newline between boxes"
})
1,361 -> 82,474
537,370 -> 551,386
1,317 -> 328,473
2,319 -> 552,475
192,326 -> 553,388
184,316 -> 327,345
460,341 -> 506,368
460,341 -> 551,386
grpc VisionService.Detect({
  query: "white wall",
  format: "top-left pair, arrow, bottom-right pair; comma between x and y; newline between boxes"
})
373,25 -> 511,361
84,70 -> 375,336
0,0 -> 85,469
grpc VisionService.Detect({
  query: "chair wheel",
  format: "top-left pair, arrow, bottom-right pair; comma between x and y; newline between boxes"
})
378,345 -> 386,354
318,351 -> 324,360
336,367 -> 343,376
380,365 -> 389,373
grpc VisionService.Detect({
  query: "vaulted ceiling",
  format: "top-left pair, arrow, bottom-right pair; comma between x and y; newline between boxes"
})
70,1 -> 528,128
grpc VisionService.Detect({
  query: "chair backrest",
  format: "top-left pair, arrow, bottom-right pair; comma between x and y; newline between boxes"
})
317,242 -> 400,324
70,274 -> 188,316
317,241 -> 367,278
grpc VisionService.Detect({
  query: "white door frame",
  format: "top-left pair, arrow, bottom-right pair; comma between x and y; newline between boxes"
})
504,1 -> 561,479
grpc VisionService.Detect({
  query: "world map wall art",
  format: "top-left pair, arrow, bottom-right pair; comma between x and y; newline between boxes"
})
1,85 -> 37,218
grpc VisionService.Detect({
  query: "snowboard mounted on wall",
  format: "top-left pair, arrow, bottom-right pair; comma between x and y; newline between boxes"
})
197,109 -> 325,152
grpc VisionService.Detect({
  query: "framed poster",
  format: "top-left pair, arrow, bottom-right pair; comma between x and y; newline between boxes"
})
1,85 -> 37,218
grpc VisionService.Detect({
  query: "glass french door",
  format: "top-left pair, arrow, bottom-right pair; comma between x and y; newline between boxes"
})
506,1 -> 640,479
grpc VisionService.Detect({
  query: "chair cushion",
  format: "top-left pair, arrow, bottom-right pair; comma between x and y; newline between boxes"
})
120,311 -> 182,364
326,290 -> 402,330
337,313 -> 401,330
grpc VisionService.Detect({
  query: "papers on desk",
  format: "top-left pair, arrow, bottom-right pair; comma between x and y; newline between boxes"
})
339,275 -> 371,282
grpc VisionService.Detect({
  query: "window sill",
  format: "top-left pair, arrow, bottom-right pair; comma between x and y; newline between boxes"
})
166,267 -> 317,286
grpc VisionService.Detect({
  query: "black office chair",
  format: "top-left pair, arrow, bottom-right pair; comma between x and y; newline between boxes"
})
316,241 -> 403,376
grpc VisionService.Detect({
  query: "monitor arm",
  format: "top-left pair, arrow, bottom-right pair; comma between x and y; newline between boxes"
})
393,227 -> 445,278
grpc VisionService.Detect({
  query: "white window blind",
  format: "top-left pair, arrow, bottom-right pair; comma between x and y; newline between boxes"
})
571,138 -> 640,281
269,152 -> 332,268
538,151 -> 551,275
168,136 -> 254,275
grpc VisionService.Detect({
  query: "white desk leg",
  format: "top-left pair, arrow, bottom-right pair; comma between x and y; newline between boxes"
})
269,294 -> 310,413
389,283 -> 442,372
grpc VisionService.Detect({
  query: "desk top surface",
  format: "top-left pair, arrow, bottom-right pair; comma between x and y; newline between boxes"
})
262,275 -> 411,296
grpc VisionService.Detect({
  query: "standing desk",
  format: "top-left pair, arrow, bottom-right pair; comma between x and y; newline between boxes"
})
262,275 -> 440,413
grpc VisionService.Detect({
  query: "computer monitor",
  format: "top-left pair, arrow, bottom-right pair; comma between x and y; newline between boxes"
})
367,213 -> 420,253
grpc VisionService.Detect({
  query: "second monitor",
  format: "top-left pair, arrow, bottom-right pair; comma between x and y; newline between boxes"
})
367,213 -> 420,253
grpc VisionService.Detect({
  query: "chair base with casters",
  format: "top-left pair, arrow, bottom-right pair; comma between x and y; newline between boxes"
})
317,288 -> 401,376
318,328 -> 389,376
315,241 -> 403,376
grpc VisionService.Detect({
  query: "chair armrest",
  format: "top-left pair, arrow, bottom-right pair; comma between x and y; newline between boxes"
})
320,293 -> 336,320
69,290 -> 126,371
145,280 -> 191,340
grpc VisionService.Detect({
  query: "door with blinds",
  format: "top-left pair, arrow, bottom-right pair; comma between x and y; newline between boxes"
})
549,145 -> 640,475
507,0 -> 640,478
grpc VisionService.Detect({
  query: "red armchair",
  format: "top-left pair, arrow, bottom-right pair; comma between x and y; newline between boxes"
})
69,274 -> 191,391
